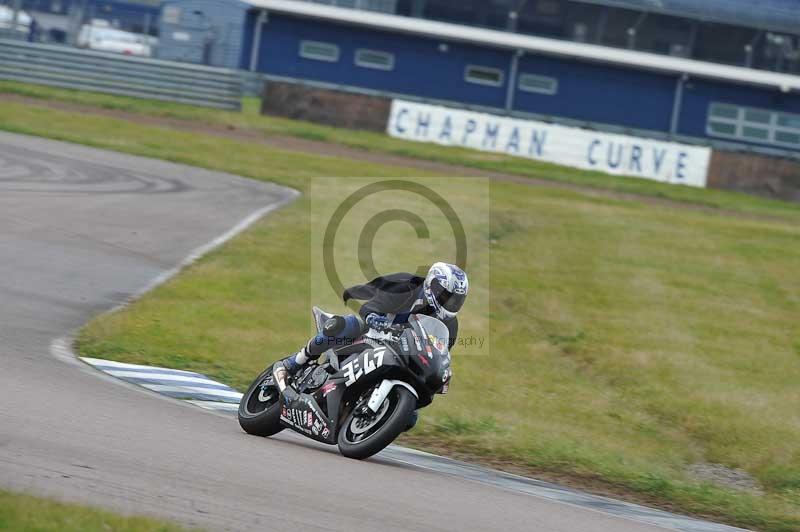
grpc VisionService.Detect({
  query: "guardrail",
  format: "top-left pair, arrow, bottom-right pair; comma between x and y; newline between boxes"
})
0,40 -> 242,110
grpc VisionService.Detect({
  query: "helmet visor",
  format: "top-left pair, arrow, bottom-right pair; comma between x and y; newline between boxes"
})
430,278 -> 466,313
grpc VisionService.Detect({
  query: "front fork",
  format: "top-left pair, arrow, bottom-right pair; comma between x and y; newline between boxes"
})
366,379 -> 419,412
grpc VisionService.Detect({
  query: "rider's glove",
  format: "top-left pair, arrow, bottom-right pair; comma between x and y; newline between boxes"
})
365,313 -> 391,331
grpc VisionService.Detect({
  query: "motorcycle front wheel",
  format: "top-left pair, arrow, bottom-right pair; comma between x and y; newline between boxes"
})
337,386 -> 415,460
238,367 -> 283,437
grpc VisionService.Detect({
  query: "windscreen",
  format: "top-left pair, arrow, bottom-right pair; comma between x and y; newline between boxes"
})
414,315 -> 450,358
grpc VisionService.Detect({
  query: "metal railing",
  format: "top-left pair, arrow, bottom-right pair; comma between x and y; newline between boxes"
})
0,39 -> 242,110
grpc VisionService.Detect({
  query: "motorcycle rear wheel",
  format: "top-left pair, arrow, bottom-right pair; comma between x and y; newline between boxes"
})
337,387 -> 415,460
238,367 -> 283,437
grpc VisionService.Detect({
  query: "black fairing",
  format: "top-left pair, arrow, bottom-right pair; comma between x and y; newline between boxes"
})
277,314 -> 452,443
400,329 -> 444,404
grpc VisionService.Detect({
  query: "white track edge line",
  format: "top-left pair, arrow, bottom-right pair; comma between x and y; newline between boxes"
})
81,357 -> 203,375
141,384 -> 243,399
103,370 -> 233,386
187,400 -> 241,411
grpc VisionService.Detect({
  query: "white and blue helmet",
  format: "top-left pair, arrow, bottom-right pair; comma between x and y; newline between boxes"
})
423,262 -> 469,321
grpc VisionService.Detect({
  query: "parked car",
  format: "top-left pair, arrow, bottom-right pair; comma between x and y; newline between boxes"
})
77,21 -> 153,57
0,5 -> 33,33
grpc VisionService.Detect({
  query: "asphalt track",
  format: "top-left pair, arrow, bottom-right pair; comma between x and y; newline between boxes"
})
0,131 -> 706,532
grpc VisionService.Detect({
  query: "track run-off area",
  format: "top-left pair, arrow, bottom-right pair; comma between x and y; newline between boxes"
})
0,132 -> 744,532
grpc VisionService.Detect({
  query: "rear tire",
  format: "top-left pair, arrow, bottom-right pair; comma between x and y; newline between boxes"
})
337,387 -> 415,460
238,367 -> 283,437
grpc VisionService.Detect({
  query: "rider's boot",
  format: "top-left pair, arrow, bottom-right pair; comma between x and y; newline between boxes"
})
279,347 -> 308,376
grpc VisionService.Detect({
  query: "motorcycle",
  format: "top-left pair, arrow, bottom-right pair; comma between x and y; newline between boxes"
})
238,307 -> 453,459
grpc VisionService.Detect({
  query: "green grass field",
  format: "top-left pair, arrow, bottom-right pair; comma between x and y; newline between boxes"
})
1,85 -> 799,531
0,490 -> 192,531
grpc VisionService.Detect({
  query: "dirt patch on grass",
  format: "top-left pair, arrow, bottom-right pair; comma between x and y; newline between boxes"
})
688,463 -> 764,495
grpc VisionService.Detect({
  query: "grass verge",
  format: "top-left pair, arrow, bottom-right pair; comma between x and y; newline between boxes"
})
0,490 -> 193,531
1,93 -> 799,531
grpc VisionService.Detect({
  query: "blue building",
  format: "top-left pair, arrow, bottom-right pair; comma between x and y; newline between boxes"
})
269,0 -> 800,75
157,0 -> 800,155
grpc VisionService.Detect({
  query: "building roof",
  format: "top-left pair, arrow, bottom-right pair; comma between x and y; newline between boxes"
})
574,0 -> 800,35
251,0 -> 800,92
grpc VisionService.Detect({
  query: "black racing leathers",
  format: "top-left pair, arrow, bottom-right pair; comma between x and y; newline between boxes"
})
343,272 -> 458,350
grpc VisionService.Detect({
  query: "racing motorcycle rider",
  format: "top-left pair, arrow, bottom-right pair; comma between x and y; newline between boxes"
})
272,262 -> 469,426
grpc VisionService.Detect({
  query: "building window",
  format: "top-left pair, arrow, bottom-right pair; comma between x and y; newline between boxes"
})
464,65 -> 504,87
299,40 -> 340,62
355,49 -> 395,71
518,73 -> 558,95
778,114 -> 800,129
707,103 -> 800,149
776,131 -> 800,144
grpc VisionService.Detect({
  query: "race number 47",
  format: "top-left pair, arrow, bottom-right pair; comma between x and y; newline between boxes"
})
343,348 -> 386,387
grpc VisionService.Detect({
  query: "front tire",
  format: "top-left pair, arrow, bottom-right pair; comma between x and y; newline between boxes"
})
238,367 -> 283,437
338,387 -> 416,460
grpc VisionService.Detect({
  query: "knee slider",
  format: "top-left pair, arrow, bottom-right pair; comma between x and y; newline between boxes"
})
322,315 -> 346,337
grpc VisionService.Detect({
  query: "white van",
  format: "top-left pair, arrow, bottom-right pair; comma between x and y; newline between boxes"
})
77,21 -> 153,57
